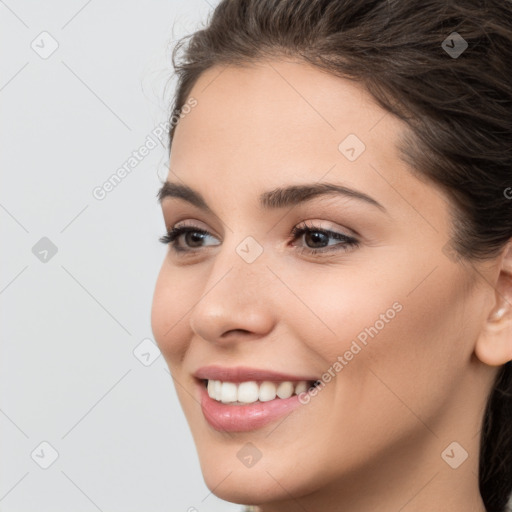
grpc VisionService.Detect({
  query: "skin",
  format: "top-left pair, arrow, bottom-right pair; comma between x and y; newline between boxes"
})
151,58 -> 512,512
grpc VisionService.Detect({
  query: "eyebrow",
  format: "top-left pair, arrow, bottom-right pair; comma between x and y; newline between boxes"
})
157,181 -> 387,213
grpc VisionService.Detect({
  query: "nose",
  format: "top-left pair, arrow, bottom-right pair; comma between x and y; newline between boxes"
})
188,247 -> 276,345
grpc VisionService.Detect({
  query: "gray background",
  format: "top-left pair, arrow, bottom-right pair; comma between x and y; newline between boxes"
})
0,1 -> 241,511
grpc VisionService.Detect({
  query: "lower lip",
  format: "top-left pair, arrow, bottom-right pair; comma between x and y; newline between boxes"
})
198,381 -> 306,432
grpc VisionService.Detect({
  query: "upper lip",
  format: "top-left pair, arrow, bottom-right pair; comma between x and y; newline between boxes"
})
194,365 -> 318,383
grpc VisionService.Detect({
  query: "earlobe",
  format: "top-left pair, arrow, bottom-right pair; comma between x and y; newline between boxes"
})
474,242 -> 512,367
488,305 -> 508,322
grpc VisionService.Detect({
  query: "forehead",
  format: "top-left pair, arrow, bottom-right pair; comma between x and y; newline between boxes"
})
172,60 -> 400,176
176,59 -> 389,152
167,59 -> 449,229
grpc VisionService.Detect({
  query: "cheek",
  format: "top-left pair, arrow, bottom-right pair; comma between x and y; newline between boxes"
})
150,261 -> 197,366
295,253 -> 468,364
280,261 -> 404,363
290,260 -> 472,424
340,268 -> 472,432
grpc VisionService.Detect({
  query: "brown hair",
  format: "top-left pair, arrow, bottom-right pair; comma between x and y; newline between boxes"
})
165,1 -> 512,510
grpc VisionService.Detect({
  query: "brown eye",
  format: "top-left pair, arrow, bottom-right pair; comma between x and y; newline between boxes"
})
290,223 -> 359,255
159,226 -> 220,253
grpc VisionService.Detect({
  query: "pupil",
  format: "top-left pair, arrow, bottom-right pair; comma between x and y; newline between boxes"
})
186,232 -> 205,247
306,231 -> 327,248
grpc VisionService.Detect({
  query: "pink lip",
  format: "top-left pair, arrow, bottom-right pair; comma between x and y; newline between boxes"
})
197,380 -> 307,432
193,365 -> 318,383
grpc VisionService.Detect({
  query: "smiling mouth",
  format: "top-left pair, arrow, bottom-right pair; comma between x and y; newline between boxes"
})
201,378 -> 320,405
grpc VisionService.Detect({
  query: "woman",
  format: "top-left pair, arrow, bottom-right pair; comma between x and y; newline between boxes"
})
151,1 -> 512,511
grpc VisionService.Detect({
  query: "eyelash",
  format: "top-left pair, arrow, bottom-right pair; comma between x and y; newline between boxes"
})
159,222 -> 359,257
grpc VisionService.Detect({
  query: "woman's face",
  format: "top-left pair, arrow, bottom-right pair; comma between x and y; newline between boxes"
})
151,59 -> 496,508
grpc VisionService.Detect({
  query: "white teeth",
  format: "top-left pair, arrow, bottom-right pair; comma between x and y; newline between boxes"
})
276,381 -> 294,399
237,381 -> 260,403
220,382 -> 237,403
207,379 -> 215,398
205,379 -> 313,404
259,381 -> 277,402
214,380 -> 222,401
294,381 -> 308,395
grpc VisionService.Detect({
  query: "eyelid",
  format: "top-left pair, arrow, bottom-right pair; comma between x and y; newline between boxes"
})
160,219 -> 360,259
294,219 -> 358,237
170,219 -> 220,236
167,219 -> 355,244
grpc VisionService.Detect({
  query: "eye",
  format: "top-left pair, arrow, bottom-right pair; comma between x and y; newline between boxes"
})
158,221 -> 359,256
159,225 -> 220,253
289,221 -> 359,256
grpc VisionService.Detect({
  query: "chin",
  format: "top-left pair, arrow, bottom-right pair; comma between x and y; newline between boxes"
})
201,466 -> 289,505
196,445 -> 323,506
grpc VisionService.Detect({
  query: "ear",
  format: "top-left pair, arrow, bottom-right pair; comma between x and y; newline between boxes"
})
475,241 -> 512,366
